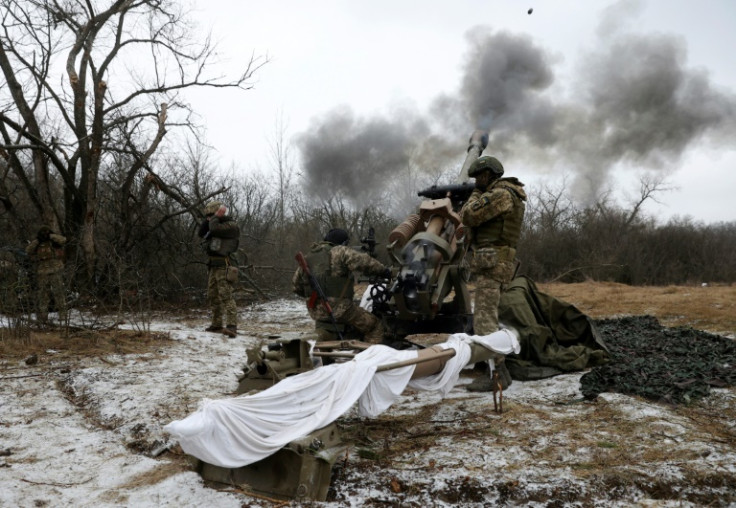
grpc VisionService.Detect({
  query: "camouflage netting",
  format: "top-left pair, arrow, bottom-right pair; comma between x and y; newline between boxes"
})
580,315 -> 736,404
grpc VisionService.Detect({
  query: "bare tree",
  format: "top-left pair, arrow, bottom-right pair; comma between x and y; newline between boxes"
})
624,172 -> 675,227
0,0 -> 266,285
267,113 -> 295,251
524,177 -> 576,235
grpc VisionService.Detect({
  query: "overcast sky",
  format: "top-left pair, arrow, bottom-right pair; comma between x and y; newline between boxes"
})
188,0 -> 736,224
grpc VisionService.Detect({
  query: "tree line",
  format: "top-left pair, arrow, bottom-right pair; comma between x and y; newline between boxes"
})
2,144 -> 734,310
2,0 -> 734,318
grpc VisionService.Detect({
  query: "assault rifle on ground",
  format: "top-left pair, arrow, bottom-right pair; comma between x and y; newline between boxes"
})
295,251 -> 344,341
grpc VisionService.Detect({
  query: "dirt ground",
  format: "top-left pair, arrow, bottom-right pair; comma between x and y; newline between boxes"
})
1,283 -> 735,507
324,282 -> 736,506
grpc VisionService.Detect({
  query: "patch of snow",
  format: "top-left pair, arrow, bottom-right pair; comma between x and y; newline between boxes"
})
1,299 -> 735,506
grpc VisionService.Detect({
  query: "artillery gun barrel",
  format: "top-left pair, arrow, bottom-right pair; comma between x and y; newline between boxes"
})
457,129 -> 489,183
264,350 -> 286,361
373,340 -> 506,380
376,346 -> 456,377
312,351 -> 359,358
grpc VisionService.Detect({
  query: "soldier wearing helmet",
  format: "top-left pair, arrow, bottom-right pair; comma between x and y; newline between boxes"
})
25,226 -> 68,324
292,228 -> 391,344
461,155 -> 527,391
198,200 -> 240,337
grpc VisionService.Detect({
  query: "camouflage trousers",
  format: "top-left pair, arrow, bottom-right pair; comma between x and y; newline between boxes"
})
207,266 -> 237,328
307,297 -> 384,343
470,247 -> 516,336
37,270 -> 67,322
0,283 -> 17,315
473,274 -> 504,336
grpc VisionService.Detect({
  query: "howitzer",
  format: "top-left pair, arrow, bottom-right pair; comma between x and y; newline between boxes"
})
382,195 -> 472,332
457,129 -> 489,183
295,251 -> 344,341
417,182 -> 476,208
218,129 -> 518,503
373,130 -> 491,337
415,128 -> 488,210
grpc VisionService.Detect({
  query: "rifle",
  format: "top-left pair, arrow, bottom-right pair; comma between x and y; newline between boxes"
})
360,226 -> 378,258
417,182 -> 476,208
295,251 -> 344,341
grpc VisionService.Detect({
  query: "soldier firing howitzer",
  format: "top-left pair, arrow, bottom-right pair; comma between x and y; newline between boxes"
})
295,251 -> 345,341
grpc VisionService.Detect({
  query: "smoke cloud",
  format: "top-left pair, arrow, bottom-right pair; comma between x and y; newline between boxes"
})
297,11 -> 736,207
296,106 -> 430,208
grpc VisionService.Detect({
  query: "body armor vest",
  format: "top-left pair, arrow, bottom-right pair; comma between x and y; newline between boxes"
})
207,236 -> 239,257
36,242 -> 55,261
303,244 -> 354,300
473,179 -> 526,249
35,241 -> 64,262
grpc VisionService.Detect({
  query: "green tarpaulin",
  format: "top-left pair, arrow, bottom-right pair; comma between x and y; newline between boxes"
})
498,276 -> 610,380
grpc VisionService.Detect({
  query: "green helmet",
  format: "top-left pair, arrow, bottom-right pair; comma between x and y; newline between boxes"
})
37,226 -> 52,241
468,156 -> 504,178
204,200 -> 223,215
324,228 -> 349,246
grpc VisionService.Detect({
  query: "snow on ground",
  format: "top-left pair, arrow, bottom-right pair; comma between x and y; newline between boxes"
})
1,298 -> 735,507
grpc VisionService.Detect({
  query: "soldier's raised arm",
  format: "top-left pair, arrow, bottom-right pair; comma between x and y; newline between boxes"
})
333,246 -> 387,278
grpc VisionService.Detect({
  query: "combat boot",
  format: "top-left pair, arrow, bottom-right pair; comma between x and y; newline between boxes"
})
221,325 -> 237,338
205,325 -> 223,333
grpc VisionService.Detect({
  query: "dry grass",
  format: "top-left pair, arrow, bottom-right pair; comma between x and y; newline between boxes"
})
0,328 -> 172,360
344,395 -> 736,474
116,461 -> 190,489
96,461 -> 190,505
2,281 -> 734,362
339,388 -> 736,505
537,281 -> 736,336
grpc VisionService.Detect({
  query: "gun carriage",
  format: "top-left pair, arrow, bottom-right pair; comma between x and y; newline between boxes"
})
238,130 -> 491,390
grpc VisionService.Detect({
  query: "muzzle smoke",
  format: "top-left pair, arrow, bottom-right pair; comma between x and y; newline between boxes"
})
297,7 -> 736,206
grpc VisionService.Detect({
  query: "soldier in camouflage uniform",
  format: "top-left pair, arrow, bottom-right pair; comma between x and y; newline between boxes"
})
461,156 -> 527,391
25,226 -> 68,324
0,249 -> 19,315
198,201 -> 240,338
292,228 -> 391,343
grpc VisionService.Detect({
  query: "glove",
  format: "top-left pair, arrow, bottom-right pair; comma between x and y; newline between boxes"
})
381,267 -> 392,280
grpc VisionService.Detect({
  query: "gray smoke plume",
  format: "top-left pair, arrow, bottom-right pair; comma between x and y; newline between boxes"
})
297,106 -> 429,209
557,28 -> 736,199
573,33 -> 734,171
459,30 -> 555,137
297,11 -> 736,207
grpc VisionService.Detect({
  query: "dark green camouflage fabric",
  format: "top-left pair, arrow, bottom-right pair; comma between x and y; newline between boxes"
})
498,276 -> 610,380
581,315 -> 736,403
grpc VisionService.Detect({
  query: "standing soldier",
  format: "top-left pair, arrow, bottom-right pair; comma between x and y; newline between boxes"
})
25,226 -> 68,324
460,156 -> 527,391
292,228 -> 391,343
198,200 -> 240,338
0,249 -> 18,315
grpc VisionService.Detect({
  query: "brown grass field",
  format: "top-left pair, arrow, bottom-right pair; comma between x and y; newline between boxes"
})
537,281 -> 736,337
